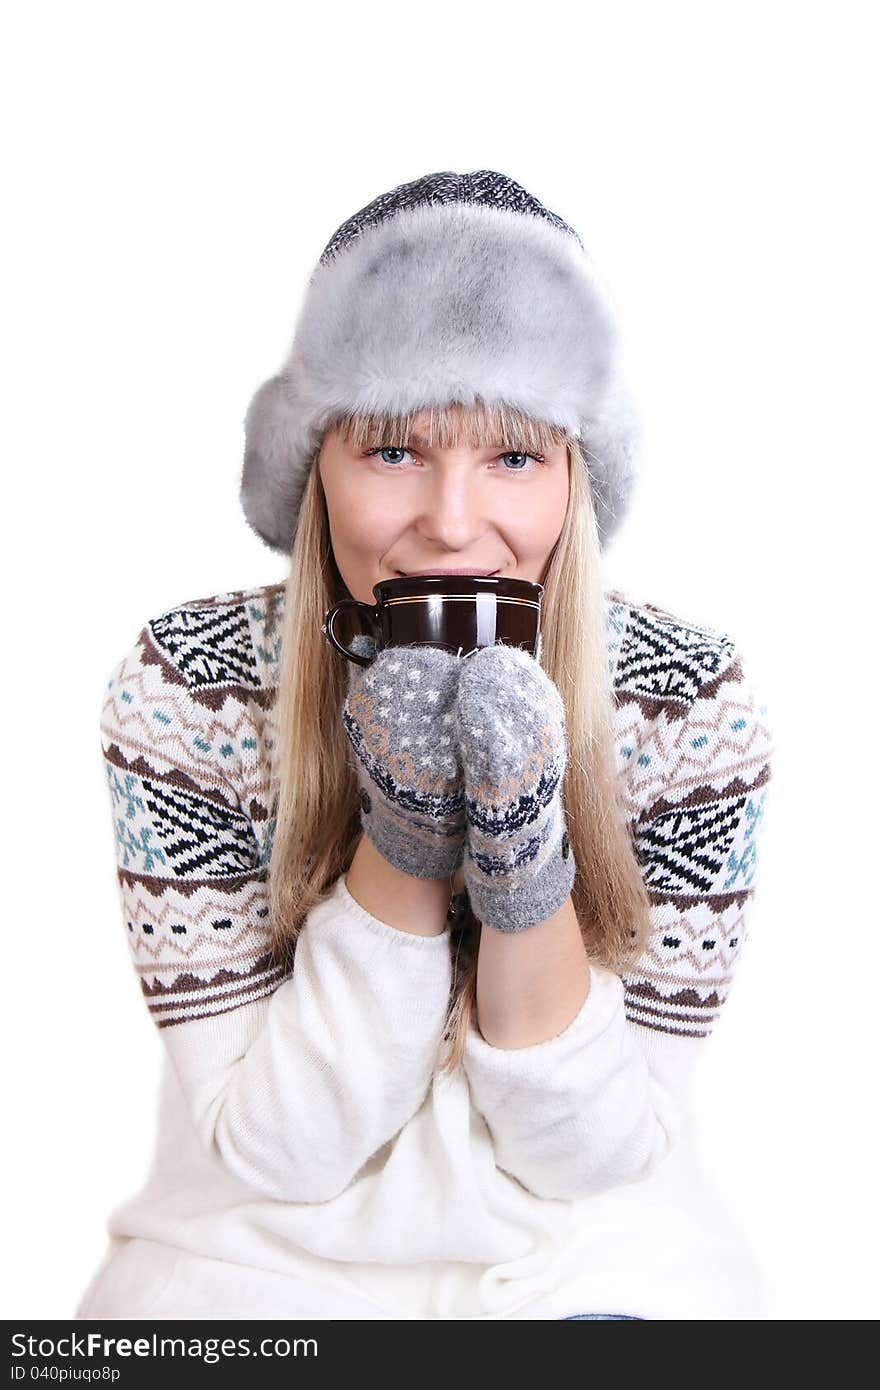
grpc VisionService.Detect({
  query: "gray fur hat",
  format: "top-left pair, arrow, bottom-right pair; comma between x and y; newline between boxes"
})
240,169 -> 641,554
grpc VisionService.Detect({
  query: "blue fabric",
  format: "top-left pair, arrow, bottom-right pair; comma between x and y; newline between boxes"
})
560,1313 -> 645,1319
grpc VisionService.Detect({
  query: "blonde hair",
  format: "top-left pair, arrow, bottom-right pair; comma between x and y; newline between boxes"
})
266,398 -> 652,1075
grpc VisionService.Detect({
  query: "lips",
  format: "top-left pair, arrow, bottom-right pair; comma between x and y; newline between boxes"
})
398,568 -> 499,577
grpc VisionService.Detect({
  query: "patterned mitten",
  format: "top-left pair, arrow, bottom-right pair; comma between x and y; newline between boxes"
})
341,635 -> 467,879
455,642 -> 575,931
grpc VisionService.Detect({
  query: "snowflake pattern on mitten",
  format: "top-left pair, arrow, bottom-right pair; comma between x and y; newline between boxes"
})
455,643 -> 575,931
342,637 -> 467,879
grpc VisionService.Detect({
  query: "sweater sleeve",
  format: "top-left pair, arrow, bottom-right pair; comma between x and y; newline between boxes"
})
100,612 -> 452,1204
461,638 -> 774,1201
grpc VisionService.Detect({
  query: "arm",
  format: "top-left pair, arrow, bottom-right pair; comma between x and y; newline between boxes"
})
345,830 -> 452,938
473,893 -> 592,1050
101,612 -> 452,1203
462,644 -> 774,1200
161,870 -> 451,1204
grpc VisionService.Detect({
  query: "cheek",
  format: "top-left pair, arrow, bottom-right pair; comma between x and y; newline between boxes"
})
326,481 -> 398,553
517,479 -> 568,553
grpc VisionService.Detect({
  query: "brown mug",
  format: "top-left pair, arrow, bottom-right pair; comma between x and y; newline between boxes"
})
322,574 -> 544,668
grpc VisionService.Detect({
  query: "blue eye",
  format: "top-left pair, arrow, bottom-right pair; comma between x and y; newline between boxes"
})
370,447 -> 411,466
364,447 -> 544,472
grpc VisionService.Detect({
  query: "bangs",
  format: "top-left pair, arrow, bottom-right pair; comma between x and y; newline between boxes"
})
332,398 -> 570,456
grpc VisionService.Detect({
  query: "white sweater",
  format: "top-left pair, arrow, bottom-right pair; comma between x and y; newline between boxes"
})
76,582 -> 773,1321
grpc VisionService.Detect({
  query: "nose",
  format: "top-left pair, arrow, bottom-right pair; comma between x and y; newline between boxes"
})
411,467 -> 490,551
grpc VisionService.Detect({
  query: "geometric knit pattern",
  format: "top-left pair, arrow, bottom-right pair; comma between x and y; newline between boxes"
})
99,581 -> 772,1039
100,584 -> 286,1028
604,590 -> 773,1039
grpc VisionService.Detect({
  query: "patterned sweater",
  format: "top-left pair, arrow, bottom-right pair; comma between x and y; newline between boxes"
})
77,581 -> 774,1322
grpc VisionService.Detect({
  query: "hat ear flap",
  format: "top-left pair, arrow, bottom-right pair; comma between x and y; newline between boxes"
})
240,371 -> 317,555
581,375 -> 642,549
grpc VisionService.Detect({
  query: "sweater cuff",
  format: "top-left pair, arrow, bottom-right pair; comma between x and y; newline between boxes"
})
302,875 -> 454,1046
463,963 -> 625,1079
334,876 -> 452,953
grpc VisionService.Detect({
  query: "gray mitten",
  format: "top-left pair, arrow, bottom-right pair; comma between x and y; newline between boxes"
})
455,642 -> 575,931
341,635 -> 467,879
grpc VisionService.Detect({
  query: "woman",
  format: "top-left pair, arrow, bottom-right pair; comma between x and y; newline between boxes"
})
76,171 -> 773,1321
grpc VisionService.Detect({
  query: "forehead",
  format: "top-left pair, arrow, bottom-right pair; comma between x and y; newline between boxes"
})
331,401 -> 569,454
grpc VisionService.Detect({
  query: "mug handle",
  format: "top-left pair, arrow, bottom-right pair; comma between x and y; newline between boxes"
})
321,599 -> 380,667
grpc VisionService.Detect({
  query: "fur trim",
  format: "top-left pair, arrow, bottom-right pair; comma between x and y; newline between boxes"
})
241,201 -> 640,553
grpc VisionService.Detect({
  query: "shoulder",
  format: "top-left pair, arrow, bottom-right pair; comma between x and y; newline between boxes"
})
101,581 -> 286,809
604,587 -> 742,718
131,581 -> 286,697
604,588 -> 773,823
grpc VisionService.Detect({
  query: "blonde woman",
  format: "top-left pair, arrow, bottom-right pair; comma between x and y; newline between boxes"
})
77,171 -> 773,1322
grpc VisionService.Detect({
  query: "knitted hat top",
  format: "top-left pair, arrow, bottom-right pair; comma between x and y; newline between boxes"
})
317,169 -> 584,263
240,169 -> 640,555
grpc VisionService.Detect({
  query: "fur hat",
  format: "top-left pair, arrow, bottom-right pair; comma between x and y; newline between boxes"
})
240,169 -> 641,554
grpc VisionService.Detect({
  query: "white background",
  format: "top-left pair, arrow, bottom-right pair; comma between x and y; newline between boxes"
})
3,0 -> 877,1321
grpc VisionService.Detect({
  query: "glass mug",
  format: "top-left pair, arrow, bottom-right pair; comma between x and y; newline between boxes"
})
322,574 -> 544,668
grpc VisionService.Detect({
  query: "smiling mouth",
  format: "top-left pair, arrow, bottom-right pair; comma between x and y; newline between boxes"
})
397,568 -> 500,577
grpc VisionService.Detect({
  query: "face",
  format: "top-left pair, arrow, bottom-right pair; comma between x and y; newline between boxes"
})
317,412 -> 570,603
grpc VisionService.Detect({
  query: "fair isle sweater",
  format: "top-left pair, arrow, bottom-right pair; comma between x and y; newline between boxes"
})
76,582 -> 774,1322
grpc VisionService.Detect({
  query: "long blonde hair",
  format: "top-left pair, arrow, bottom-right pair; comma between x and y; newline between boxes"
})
266,399 -> 652,1074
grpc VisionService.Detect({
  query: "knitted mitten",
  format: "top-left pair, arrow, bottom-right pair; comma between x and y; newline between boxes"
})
341,635 -> 467,879
455,642 -> 575,931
